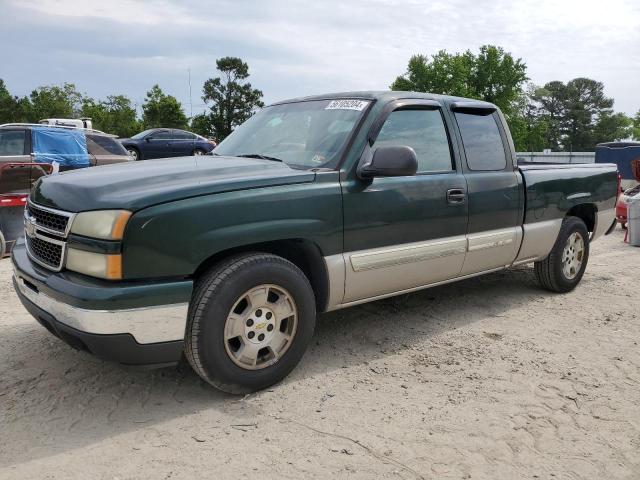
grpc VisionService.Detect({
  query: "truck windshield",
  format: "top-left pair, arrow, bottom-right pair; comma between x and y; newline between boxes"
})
213,99 -> 370,169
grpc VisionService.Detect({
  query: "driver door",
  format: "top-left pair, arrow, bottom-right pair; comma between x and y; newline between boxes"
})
341,101 -> 468,304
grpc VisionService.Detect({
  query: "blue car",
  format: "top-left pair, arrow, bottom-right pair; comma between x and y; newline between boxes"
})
119,128 -> 216,160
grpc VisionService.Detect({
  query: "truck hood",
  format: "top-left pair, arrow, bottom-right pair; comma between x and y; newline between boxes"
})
31,156 -> 316,212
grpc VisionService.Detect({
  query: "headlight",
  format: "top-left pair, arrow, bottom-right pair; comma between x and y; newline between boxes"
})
70,210 -> 131,240
66,248 -> 122,280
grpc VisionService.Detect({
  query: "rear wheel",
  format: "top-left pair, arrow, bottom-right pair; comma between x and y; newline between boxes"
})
184,253 -> 316,394
193,148 -> 206,156
535,217 -> 589,293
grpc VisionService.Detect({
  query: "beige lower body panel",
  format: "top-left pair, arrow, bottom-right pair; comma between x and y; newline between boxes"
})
461,227 -> 520,276
343,236 -> 466,304
513,219 -> 563,264
324,220 -> 568,312
592,207 -> 615,241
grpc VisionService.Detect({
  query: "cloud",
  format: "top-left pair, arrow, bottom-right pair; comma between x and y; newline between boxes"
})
1,0 -> 639,114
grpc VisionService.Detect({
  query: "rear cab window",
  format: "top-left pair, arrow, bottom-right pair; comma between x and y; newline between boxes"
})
0,129 -> 27,156
373,109 -> 454,173
454,113 -> 507,171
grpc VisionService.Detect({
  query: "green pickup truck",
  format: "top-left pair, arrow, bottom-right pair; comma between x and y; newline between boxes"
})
12,91 -> 618,393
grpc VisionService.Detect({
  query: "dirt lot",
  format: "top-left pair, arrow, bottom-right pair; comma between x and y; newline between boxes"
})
1,229 -> 639,480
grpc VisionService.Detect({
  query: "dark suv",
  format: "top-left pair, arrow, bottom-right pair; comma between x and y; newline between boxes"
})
119,128 -> 215,160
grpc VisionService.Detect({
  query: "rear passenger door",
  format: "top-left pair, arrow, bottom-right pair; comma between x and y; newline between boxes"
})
169,130 -> 197,156
341,100 -> 468,304
451,104 -> 521,275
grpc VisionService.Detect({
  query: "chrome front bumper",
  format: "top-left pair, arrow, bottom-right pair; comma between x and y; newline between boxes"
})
13,273 -> 188,344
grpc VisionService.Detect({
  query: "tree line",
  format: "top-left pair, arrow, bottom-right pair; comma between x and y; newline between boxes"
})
1,49 -> 639,149
0,56 -> 263,141
392,45 -> 640,151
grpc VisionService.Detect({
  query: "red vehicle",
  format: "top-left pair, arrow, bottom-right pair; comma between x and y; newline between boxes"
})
597,143 -> 640,229
615,160 -> 640,229
0,163 -> 52,256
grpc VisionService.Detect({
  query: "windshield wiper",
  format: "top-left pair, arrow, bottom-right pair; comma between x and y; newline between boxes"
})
236,153 -> 284,163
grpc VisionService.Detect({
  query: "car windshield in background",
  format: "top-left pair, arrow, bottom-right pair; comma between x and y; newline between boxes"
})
213,99 -> 370,169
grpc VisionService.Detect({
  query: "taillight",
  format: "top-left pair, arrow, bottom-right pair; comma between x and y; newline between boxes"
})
0,195 -> 28,208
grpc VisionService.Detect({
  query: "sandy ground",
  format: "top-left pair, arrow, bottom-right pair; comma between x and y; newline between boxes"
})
0,229 -> 639,480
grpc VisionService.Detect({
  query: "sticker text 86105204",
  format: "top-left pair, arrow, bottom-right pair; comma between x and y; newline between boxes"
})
325,99 -> 370,111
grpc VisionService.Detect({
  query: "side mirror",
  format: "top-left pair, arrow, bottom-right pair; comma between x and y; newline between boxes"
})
357,145 -> 418,179
145,137 -> 153,142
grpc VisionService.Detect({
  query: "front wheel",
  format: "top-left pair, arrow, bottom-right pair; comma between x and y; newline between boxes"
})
184,253 -> 316,394
126,148 -> 140,160
0,230 -> 6,258
534,217 -> 589,293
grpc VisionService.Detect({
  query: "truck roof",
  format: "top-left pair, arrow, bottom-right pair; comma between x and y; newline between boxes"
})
270,90 -> 496,108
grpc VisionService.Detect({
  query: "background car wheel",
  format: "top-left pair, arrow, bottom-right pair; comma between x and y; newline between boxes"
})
184,253 -> 316,394
0,230 -> 6,258
127,148 -> 140,160
534,216 -> 590,293
193,148 -> 206,156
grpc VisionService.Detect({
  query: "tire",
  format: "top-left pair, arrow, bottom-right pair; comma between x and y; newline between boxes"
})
185,253 -> 316,394
126,148 -> 140,160
0,230 -> 5,259
621,222 -> 627,230
534,216 -> 590,293
193,148 -> 206,156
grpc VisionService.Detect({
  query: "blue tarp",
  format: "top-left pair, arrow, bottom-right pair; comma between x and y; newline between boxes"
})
595,142 -> 640,180
31,127 -> 91,169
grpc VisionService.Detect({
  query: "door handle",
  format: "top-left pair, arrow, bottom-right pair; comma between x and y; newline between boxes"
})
447,188 -> 466,204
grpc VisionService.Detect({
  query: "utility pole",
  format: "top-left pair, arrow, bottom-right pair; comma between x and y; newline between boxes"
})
188,68 -> 193,119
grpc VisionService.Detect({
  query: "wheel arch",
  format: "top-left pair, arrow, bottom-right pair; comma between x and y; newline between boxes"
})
566,203 -> 596,232
192,238 -> 330,313
126,145 -> 141,160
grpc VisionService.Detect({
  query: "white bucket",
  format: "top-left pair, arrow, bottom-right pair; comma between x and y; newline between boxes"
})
628,197 -> 640,247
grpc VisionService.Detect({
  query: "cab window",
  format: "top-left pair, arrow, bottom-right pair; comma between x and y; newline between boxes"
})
0,130 -> 27,156
455,113 -> 507,171
373,109 -> 453,173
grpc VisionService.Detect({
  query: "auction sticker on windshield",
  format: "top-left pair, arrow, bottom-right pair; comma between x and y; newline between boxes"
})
325,99 -> 370,111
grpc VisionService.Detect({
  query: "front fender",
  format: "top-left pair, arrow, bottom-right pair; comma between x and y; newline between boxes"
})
121,176 -> 343,279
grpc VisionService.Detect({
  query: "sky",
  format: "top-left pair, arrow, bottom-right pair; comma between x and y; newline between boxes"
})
1,0 -> 639,116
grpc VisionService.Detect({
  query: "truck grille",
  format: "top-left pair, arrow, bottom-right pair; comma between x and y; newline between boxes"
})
26,235 -> 64,269
27,203 -> 71,235
24,202 -> 75,272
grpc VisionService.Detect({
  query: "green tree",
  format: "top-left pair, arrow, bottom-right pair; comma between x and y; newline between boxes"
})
141,85 -> 188,129
509,86 -> 549,151
0,79 -> 22,124
632,110 -> 640,140
534,78 -> 620,151
391,45 -> 527,116
593,112 -> 633,144
190,113 -> 214,139
26,83 -> 84,122
531,81 -> 567,150
202,57 -> 264,141
563,78 -> 614,150
81,95 -> 140,137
